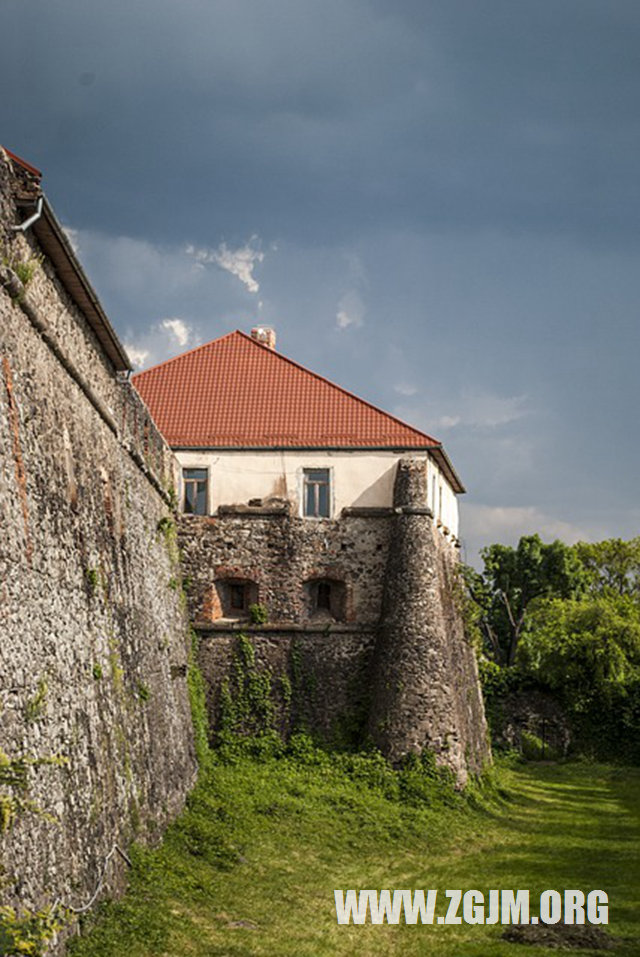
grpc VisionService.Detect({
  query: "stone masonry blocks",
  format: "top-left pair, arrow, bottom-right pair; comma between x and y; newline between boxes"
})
0,152 -> 196,947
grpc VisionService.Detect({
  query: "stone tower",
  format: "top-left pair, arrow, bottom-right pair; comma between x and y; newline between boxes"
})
368,458 -> 489,784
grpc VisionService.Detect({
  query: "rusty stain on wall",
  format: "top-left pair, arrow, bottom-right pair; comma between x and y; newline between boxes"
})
2,354 -> 32,563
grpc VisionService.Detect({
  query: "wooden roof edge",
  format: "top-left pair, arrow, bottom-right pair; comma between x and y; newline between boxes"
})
33,197 -> 132,372
2,147 -> 131,373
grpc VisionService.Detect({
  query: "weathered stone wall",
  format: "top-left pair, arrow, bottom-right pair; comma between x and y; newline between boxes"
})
180,482 -> 490,782
368,460 -> 489,783
0,152 -> 196,943
179,506 -> 390,741
180,505 -> 392,626
197,627 -> 376,744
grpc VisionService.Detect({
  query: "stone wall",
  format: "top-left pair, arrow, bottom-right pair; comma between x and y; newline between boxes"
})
180,504 -> 392,626
0,152 -> 196,943
179,506 -> 390,742
180,481 -> 490,782
369,460 -> 489,782
197,627 -> 376,744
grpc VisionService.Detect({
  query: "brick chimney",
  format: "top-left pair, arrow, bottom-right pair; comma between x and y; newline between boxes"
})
250,326 -> 276,350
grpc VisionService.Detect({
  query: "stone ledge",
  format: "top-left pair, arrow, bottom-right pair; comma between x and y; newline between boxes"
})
194,621 -> 378,635
396,506 -> 434,517
217,503 -> 291,517
340,506 -> 395,517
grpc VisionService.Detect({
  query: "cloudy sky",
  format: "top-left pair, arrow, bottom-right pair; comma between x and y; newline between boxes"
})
3,0 -> 639,562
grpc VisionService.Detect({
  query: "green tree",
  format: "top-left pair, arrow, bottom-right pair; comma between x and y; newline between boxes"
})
517,595 -> 640,696
516,594 -> 640,761
574,537 -> 640,598
466,534 -> 587,666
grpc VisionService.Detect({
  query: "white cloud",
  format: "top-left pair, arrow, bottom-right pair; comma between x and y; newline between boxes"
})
125,317 -> 196,371
125,345 -> 150,369
336,290 -> 365,329
62,225 -> 81,254
161,318 -> 191,347
394,382 -> 419,396
186,236 -> 264,293
434,392 -> 529,430
392,392 -> 530,440
461,503 -> 592,563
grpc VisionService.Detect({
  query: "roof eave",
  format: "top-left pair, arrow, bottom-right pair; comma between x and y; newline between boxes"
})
28,197 -> 132,372
428,446 -> 466,495
172,443 -> 439,451
4,147 -> 130,372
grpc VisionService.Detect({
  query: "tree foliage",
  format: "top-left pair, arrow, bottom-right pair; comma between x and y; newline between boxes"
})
464,534 -> 586,665
575,537 -> 640,598
516,595 -> 640,762
466,534 -> 640,763
517,595 -> 640,701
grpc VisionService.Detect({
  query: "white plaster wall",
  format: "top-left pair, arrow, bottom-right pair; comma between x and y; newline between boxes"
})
176,449 -> 460,538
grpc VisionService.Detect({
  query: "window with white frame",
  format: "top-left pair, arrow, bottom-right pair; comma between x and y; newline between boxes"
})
183,467 -> 208,515
302,468 -> 331,518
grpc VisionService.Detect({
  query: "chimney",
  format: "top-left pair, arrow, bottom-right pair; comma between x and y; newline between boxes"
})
250,326 -> 276,350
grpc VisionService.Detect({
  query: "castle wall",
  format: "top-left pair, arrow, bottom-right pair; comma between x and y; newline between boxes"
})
0,153 -> 196,936
179,507 -> 393,626
180,491 -> 489,782
179,507 -> 392,741
198,628 -> 377,744
368,460 -> 489,783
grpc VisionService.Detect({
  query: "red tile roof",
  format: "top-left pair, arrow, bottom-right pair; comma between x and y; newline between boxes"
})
3,147 -> 42,180
133,331 -> 464,491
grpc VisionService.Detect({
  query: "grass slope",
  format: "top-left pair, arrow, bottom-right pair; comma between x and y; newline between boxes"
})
69,747 -> 640,957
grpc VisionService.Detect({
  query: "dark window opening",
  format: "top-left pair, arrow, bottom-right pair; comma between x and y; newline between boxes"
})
316,581 -> 331,610
229,583 -> 246,611
305,578 -> 346,621
183,468 -> 208,515
303,468 -> 330,518
214,578 -> 258,619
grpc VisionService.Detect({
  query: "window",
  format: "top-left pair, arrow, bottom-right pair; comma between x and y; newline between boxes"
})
229,583 -> 246,612
183,468 -> 208,515
303,468 -> 330,518
316,581 -> 331,610
305,578 -> 346,621
214,578 -> 258,619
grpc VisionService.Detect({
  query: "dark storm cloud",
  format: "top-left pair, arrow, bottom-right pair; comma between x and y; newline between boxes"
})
4,0 -> 640,245
3,0 -> 640,559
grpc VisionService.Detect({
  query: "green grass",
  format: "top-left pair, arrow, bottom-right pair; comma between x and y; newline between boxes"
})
69,745 -> 640,957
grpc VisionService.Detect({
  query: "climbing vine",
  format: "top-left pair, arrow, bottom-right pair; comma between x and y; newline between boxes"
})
156,515 -> 180,566
23,679 -> 48,724
187,629 -> 211,765
216,635 -> 336,746
0,749 -> 66,834
219,634 -> 275,737
0,748 -> 70,955
0,903 -> 68,956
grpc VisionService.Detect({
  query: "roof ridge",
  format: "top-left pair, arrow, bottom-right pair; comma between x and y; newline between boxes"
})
131,328 -> 466,490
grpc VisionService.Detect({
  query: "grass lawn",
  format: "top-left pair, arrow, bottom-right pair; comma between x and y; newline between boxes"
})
68,747 -> 640,957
